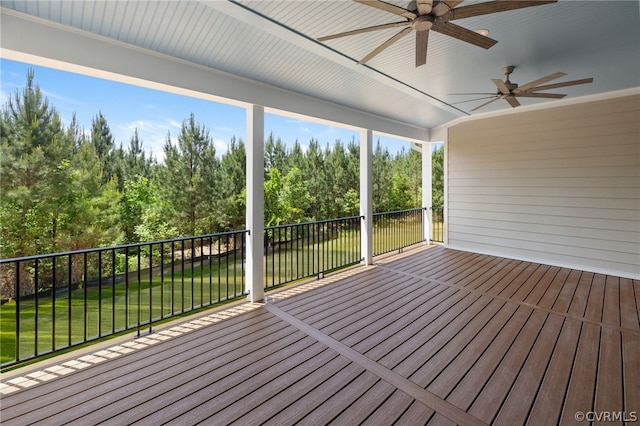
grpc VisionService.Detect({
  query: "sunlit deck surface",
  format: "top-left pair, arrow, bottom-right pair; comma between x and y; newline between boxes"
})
2,245 -> 639,425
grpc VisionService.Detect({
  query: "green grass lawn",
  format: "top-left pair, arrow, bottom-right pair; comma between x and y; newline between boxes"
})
1,222 -> 427,366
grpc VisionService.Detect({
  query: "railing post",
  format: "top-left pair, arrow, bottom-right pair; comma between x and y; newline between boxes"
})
246,104 -> 265,302
422,141 -> 433,244
360,129 -> 373,265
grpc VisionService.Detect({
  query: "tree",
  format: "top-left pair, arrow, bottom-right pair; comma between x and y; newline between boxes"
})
300,138 -> 325,220
217,137 -> 246,231
157,113 -> 219,237
0,69 -> 70,261
264,167 -> 313,227
90,111 -> 123,186
120,175 -> 156,243
0,69 -> 120,297
388,170 -> 413,210
372,139 -> 393,212
432,144 -> 444,207
280,167 -> 313,224
264,132 -> 287,173
123,129 -> 154,182
323,141 -> 348,218
264,167 -> 284,227
287,140 -> 305,171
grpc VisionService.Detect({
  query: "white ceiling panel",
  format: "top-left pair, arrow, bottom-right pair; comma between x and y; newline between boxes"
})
1,0 -> 638,131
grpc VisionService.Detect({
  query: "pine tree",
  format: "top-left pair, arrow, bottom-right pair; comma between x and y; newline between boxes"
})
372,139 -> 393,212
217,137 -> 246,231
432,145 -> 444,207
90,111 -> 125,188
157,113 -> 219,237
301,138 -> 325,220
0,69 -> 93,296
264,132 -> 287,173
124,128 -> 154,182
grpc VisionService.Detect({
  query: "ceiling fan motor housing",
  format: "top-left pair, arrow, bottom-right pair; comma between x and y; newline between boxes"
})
413,15 -> 434,31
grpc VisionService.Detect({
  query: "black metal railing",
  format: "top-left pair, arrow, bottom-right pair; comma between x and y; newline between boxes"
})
264,216 -> 363,288
431,206 -> 444,243
1,209 -> 440,367
0,230 -> 247,367
373,207 -> 426,256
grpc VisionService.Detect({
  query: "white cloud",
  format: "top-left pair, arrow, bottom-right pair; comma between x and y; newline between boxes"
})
41,89 -> 85,108
213,138 -> 228,154
115,118 -> 181,163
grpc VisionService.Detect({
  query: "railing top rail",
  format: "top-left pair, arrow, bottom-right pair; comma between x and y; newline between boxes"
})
265,215 -> 364,231
0,229 -> 249,264
373,207 -> 426,216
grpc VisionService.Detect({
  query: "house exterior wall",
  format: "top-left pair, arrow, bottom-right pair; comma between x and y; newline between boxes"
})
446,94 -> 640,279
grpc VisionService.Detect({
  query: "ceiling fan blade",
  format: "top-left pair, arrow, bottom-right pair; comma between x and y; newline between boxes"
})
470,96 -> 500,112
354,0 -> 417,19
529,78 -> 594,92
505,95 -> 521,108
415,30 -> 429,67
451,0 -> 557,20
434,22 -> 497,49
433,0 -> 464,16
417,0 -> 434,15
448,92 -> 496,95
451,95 -> 499,105
318,21 -> 410,41
514,72 -> 566,92
358,27 -> 414,65
516,92 -> 566,99
492,79 -> 510,95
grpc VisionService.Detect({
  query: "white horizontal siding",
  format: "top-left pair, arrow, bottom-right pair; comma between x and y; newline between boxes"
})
447,94 -> 640,279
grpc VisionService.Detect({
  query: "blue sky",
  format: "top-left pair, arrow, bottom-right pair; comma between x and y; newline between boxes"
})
1,58 -> 414,162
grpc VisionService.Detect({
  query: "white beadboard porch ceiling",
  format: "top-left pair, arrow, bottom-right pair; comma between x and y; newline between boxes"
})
1,0 -> 639,133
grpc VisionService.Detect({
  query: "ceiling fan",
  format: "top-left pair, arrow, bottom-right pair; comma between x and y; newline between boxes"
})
318,0 -> 557,67
451,66 -> 594,111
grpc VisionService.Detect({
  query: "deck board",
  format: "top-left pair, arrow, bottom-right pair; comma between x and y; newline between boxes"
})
622,332 -> 640,417
620,278 -> 640,330
585,274 -> 606,323
527,317 -> 582,424
2,245 -> 638,426
361,391 -> 423,425
561,322 -> 601,423
493,313 -> 565,425
594,328 -> 624,425
408,298 -> 507,388
467,309 -> 548,423
426,302 -> 519,399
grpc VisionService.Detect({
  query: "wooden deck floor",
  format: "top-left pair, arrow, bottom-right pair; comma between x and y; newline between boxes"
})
1,245 -> 639,425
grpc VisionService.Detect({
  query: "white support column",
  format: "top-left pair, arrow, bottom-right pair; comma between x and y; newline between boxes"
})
360,129 -> 373,265
422,142 -> 433,244
246,105 -> 264,302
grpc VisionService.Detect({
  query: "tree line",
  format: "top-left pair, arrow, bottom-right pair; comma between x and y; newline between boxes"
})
0,69 -> 443,262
